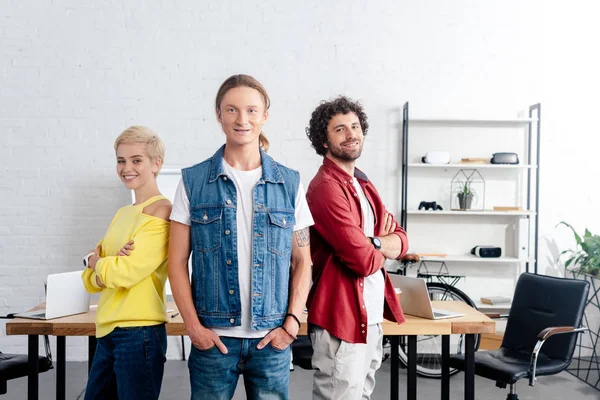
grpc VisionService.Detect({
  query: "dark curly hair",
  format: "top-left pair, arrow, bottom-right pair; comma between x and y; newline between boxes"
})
305,96 -> 369,157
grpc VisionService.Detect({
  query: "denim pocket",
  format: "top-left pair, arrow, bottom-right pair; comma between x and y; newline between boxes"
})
152,324 -> 167,356
195,344 -> 216,352
267,210 -> 295,255
268,342 -> 288,353
191,206 -> 223,252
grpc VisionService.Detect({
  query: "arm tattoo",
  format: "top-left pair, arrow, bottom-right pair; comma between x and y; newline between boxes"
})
294,228 -> 310,247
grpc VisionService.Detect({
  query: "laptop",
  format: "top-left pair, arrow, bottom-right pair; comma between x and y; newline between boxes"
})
15,270 -> 90,320
390,275 -> 465,319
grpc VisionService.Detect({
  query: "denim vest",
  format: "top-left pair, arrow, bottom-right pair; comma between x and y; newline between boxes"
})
182,145 -> 300,330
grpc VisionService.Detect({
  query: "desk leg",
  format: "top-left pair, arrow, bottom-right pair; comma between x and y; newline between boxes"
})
390,336 -> 399,400
464,334 -> 475,400
441,335 -> 449,400
88,336 -> 97,374
407,335 -> 417,400
27,335 -> 39,400
57,336 -> 65,400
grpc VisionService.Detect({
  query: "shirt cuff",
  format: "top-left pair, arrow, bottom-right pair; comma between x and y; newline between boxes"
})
393,232 -> 409,260
90,271 -> 103,289
94,258 -> 108,285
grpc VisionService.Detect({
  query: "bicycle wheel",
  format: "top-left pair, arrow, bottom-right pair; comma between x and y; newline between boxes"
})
397,282 -> 481,378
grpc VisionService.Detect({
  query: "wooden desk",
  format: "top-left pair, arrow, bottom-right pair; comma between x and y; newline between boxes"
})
6,301 -> 493,400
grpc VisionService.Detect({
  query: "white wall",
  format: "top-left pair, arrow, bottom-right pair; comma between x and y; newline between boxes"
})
1,0 -> 598,360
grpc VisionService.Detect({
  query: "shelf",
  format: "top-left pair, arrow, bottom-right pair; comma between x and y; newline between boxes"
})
409,118 -> 537,125
407,163 -> 535,169
408,210 -> 535,216
419,255 -> 534,264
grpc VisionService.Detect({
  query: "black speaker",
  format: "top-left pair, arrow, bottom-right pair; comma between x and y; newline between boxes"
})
471,246 -> 502,258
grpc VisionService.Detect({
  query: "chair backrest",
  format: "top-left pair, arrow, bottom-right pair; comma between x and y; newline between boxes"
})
501,273 -> 589,361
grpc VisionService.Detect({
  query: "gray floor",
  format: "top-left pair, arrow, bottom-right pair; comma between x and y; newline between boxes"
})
3,360 -> 599,399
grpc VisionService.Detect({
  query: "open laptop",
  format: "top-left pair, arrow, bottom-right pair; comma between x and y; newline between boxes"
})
390,275 -> 465,319
15,270 -> 90,320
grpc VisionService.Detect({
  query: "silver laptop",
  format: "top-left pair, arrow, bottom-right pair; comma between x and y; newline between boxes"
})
15,270 -> 90,320
390,275 -> 465,319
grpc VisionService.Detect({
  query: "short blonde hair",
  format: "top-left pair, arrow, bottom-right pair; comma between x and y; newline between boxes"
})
114,126 -> 165,176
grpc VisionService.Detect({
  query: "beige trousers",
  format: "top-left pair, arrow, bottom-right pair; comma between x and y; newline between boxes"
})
310,324 -> 383,400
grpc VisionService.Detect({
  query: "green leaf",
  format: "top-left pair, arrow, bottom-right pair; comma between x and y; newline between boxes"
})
557,221 -> 582,245
565,258 -> 573,268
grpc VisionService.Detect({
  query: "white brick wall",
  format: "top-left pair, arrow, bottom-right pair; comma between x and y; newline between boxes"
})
1,0 -> 598,360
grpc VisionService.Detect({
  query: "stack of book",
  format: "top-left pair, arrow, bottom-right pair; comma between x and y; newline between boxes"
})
480,296 -> 512,305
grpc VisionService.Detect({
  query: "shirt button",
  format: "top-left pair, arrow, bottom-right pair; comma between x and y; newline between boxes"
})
354,193 -> 358,197
362,304 -> 365,308
226,260 -> 232,265
223,176 -> 228,181
226,199 -> 232,205
359,283 -> 363,287
361,324 -> 365,327
349,179 -> 353,183
229,290 -> 234,295
362,330 -> 365,334
230,318 -> 235,324
225,230 -> 231,235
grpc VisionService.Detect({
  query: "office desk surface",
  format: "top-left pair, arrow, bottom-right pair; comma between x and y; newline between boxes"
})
6,301 -> 493,337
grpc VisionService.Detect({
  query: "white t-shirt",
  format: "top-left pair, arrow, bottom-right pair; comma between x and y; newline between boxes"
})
170,159 -> 314,338
352,179 -> 384,325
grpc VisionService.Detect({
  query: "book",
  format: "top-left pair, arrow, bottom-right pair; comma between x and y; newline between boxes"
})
480,296 -> 512,305
459,157 -> 490,164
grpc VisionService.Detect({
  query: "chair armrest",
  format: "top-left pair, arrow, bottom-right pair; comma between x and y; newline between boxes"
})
537,326 -> 580,340
529,326 -> 588,387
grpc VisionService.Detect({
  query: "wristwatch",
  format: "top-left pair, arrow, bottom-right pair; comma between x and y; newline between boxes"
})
83,252 -> 97,268
370,237 -> 382,250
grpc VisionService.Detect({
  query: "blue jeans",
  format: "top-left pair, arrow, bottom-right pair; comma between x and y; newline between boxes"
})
188,336 -> 291,400
84,324 -> 167,400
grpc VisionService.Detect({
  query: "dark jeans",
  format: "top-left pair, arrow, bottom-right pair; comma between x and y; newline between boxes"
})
84,324 -> 167,400
188,336 -> 291,400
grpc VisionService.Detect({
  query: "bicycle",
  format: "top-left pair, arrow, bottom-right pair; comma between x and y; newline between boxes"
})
385,254 -> 481,379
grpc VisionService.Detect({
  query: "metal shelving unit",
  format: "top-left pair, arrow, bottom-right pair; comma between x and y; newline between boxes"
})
400,102 -> 541,274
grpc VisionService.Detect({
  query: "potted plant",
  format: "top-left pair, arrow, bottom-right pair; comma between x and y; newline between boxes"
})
557,221 -> 600,277
557,222 -> 600,391
457,182 -> 474,210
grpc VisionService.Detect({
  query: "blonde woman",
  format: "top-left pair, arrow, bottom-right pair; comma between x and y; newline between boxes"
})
81,126 -> 171,400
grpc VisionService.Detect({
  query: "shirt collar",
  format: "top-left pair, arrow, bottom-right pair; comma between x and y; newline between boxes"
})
322,156 -> 369,182
208,144 -> 285,184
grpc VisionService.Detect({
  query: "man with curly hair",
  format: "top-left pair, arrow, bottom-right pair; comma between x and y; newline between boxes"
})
305,96 -> 408,399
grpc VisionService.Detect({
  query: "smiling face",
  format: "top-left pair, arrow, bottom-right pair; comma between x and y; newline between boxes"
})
217,86 -> 269,149
324,112 -> 364,163
116,142 -> 161,190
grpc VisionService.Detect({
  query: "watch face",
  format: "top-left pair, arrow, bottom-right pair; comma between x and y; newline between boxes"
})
373,237 -> 382,249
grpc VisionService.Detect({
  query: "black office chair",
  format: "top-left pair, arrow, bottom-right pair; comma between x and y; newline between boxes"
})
0,315 -> 53,396
449,273 -> 589,400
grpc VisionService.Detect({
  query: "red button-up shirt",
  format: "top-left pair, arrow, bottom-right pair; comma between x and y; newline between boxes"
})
306,157 -> 408,344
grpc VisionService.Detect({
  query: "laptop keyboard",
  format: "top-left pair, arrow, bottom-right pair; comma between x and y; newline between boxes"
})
433,311 -> 450,318
27,312 -> 46,319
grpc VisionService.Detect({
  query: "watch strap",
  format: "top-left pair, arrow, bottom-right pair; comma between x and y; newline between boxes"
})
84,252 -> 97,268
